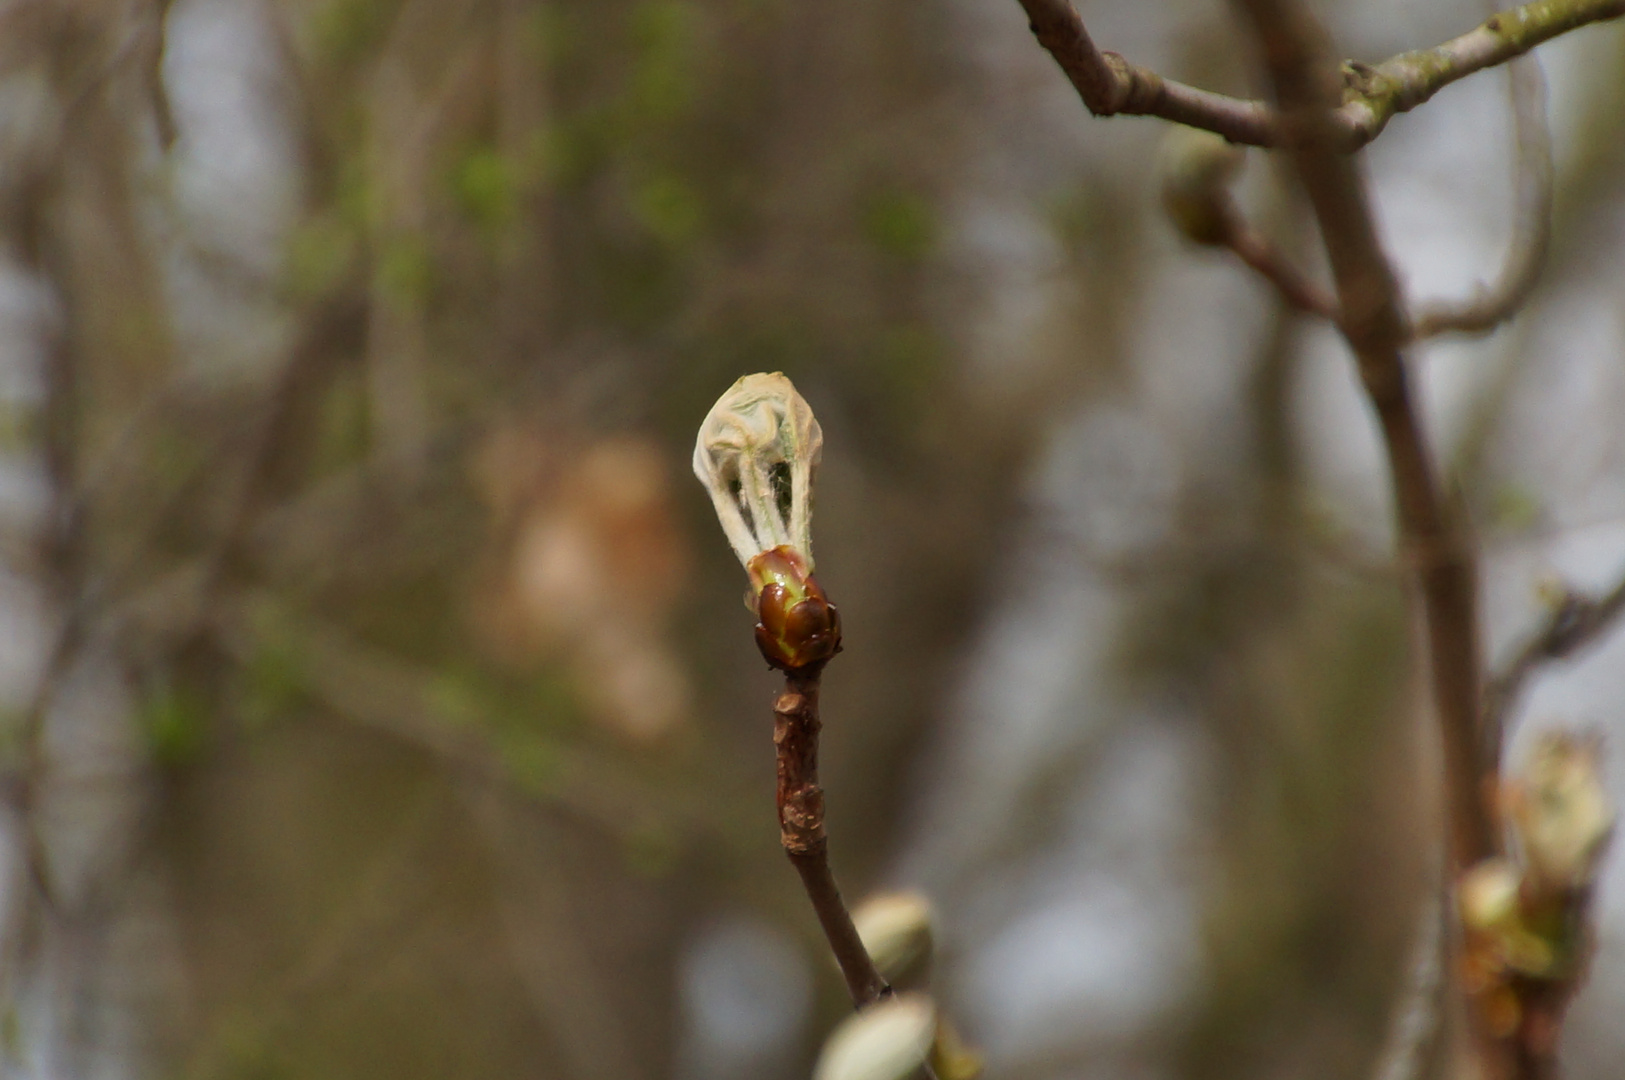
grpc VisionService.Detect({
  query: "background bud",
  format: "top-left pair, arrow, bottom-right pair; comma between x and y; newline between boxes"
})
1158,127 -> 1244,247
813,993 -> 938,1080
853,891 -> 936,989
1508,731 -> 1614,890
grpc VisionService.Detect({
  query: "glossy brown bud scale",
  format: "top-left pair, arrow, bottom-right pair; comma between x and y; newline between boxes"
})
756,580 -> 842,672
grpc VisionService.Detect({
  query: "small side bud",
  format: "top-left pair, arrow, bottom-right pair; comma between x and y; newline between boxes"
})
1158,127 -> 1244,247
853,891 -> 936,989
814,993 -> 938,1080
1460,858 -> 1521,933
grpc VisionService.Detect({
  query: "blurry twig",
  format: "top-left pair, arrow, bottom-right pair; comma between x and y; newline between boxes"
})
1223,220 -> 1341,320
1016,0 -> 1624,150
206,592 -> 703,842
1372,890 -> 1448,1080
1017,0 -> 1278,145
1482,569 -> 1625,761
1412,56 -> 1553,339
1227,0 -> 1497,874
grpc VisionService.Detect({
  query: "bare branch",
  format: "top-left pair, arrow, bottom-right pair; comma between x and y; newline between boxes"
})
1017,0 -> 1281,145
1226,0 -> 1497,873
1017,0 -> 1625,150
1372,890 -> 1448,1080
1223,219 -> 1342,320
1483,570 -> 1625,760
1412,56 -> 1553,339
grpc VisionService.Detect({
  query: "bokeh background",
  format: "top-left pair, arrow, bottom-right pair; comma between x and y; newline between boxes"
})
2,0 -> 1625,1077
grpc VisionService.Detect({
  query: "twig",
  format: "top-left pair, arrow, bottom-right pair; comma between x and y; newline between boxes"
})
1226,0 -> 1498,874
1372,888 -> 1448,1080
1412,56 -> 1553,339
1017,0 -> 1280,145
1016,0 -> 1625,150
1223,219 -> 1341,320
1482,570 -> 1625,761
774,669 -> 891,1008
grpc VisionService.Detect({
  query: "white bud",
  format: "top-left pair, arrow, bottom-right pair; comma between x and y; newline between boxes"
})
693,372 -> 823,574
853,892 -> 935,988
813,993 -> 937,1080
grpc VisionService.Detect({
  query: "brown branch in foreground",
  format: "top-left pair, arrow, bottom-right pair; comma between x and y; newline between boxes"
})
774,669 -> 891,1008
1372,889 -> 1448,1080
1482,570 -> 1625,763
1226,0 -> 1497,874
1412,56 -> 1553,339
1017,0 -> 1625,150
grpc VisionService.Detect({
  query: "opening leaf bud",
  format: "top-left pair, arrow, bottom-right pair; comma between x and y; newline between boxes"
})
1158,127 -> 1244,247
693,372 -> 822,573
695,373 -> 841,671
813,993 -> 938,1080
1508,731 -> 1614,891
853,891 -> 936,989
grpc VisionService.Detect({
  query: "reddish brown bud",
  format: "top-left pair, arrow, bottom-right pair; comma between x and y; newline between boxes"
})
756,583 -> 842,672
749,546 -> 842,671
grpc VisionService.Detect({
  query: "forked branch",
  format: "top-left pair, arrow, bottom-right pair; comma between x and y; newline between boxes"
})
1017,0 -> 1625,150
1483,570 -> 1625,761
1225,0 -> 1497,874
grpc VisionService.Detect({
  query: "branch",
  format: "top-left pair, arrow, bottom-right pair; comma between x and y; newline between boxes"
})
1017,0 -> 1625,150
1372,889 -> 1448,1080
1017,0 -> 1280,145
1483,570 -> 1625,760
1223,218 -> 1341,320
1412,56 -> 1553,339
1226,0 -> 1497,873
775,670 -> 892,1008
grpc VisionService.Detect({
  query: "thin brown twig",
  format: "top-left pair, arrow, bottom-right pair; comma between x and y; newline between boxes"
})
1412,56 -> 1553,339
1223,218 -> 1341,320
1482,570 -> 1625,762
773,669 -> 891,1008
1016,0 -> 1625,150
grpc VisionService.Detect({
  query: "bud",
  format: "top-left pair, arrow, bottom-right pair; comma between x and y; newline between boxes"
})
930,1019 -> 986,1080
749,545 -> 841,671
1460,857 -> 1557,978
1157,127 -> 1244,247
694,373 -> 841,671
853,891 -> 936,989
1460,857 -> 1521,933
1508,731 -> 1614,891
813,993 -> 938,1080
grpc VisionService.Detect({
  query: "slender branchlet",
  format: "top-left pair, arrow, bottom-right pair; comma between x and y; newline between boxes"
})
1017,0 -> 1625,150
1158,128 -> 1341,320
